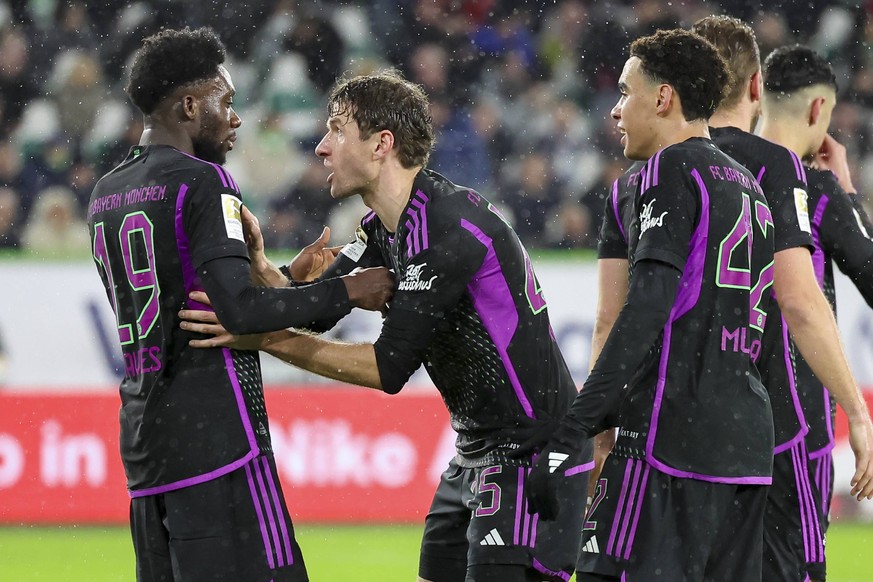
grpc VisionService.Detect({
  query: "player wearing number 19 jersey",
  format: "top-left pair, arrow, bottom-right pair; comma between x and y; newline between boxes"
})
86,27 -> 371,582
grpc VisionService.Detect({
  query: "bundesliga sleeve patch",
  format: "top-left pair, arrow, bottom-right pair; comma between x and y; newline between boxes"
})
794,188 -> 811,233
341,225 -> 368,262
221,194 -> 245,242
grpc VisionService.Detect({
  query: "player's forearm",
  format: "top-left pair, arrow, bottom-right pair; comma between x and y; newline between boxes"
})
783,291 -> 869,421
260,330 -> 383,390
251,255 -> 288,288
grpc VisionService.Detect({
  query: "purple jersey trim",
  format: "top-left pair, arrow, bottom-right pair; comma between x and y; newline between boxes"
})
811,195 -> 830,286
129,451 -> 257,497
460,219 -> 536,419
362,210 -> 377,226
776,313 -> 809,455
757,165 -> 767,184
223,347 -> 259,453
177,150 -> 240,193
611,179 -> 627,243
643,170 -> 772,484
564,461 -> 595,477
405,190 -> 430,257
253,455 -> 286,567
788,150 -> 808,183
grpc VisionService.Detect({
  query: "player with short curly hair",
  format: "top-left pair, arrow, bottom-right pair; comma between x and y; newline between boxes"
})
524,28 -> 777,581
88,26 -> 392,582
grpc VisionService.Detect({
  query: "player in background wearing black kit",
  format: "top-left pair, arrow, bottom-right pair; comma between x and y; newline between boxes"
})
525,29 -> 776,581
759,45 -> 873,582
86,28 -> 392,582
180,70 -> 593,582
589,18 -> 873,582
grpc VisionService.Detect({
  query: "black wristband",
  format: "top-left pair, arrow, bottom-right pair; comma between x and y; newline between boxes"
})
278,264 -> 298,287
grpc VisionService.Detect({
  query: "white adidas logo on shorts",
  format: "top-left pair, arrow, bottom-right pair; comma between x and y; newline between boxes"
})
480,528 -> 505,546
582,536 -> 601,554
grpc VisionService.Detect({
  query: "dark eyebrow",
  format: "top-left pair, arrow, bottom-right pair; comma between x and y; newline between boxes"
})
618,82 -> 629,92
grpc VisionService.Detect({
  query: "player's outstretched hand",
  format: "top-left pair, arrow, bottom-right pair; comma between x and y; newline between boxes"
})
847,416 -> 873,500
342,267 -> 395,312
525,424 -> 587,521
180,291 -> 266,350
289,227 -> 343,282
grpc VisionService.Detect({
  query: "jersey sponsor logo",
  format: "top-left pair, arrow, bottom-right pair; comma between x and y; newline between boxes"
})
794,188 -> 811,233
221,194 -> 245,241
479,528 -> 505,546
639,198 -> 668,235
398,262 -> 437,291
581,536 -> 601,553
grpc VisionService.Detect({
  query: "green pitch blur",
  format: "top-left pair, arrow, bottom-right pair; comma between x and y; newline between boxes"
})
1,522 -> 872,581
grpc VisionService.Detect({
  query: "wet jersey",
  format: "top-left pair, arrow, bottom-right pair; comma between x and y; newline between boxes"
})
710,126 -> 814,452
337,169 -> 587,468
797,168 -> 873,456
610,138 -> 775,481
87,145 -> 349,494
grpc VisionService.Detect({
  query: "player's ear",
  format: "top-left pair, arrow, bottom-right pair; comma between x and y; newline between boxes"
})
373,129 -> 395,161
749,70 -> 763,104
179,94 -> 198,121
809,96 -> 825,126
656,84 -> 673,115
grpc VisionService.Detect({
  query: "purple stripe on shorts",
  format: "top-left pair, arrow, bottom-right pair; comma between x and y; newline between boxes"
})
514,467 -> 525,546
254,458 -> 285,567
797,444 -> 824,563
791,445 -> 812,562
246,461 -> 275,570
607,459 -> 635,556
529,513 -> 539,548
614,460 -> 643,559
261,456 -> 294,565
461,219 -> 536,418
623,462 -> 651,560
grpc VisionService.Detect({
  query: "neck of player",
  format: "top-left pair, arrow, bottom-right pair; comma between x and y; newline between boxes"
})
364,165 -> 423,233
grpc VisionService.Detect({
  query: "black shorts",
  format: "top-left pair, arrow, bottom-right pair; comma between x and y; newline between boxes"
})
577,455 -> 767,582
764,440 -> 826,582
129,454 -> 308,582
807,450 -> 833,580
419,457 -> 589,582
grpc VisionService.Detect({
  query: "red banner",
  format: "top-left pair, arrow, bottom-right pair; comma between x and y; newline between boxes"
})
1,388 -> 871,525
0,387 -> 452,525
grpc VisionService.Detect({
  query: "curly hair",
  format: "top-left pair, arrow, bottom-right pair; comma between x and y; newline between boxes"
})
630,29 -> 730,122
327,70 -> 435,169
691,16 -> 760,110
763,45 -> 837,95
126,27 -> 226,115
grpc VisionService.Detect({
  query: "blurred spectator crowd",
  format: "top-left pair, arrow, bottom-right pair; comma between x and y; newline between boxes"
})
1,0 -> 872,255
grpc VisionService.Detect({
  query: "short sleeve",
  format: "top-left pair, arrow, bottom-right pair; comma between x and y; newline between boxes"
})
184,170 -> 249,269
598,178 -> 630,260
632,155 -> 699,272
760,148 -> 814,253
